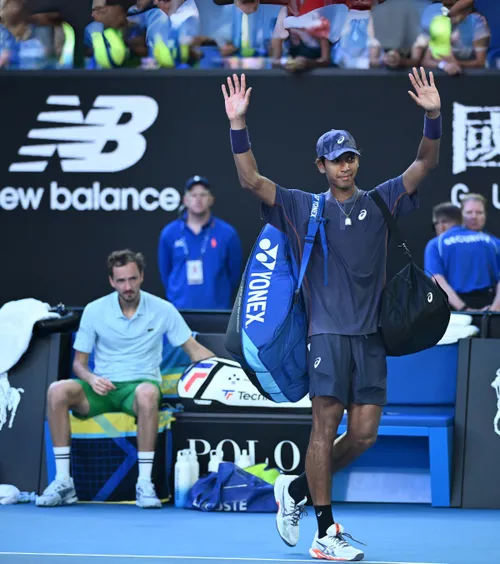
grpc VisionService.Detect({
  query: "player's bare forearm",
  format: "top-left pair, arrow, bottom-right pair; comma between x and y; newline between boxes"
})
182,336 -> 213,362
230,117 -> 275,203
230,117 -> 260,188
72,354 -> 97,385
223,74 -> 276,206
416,123 -> 441,167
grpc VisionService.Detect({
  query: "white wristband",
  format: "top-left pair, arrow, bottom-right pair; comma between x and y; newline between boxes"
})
438,61 -> 447,70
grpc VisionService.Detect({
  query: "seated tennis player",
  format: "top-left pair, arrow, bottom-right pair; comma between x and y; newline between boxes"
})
37,249 -> 213,509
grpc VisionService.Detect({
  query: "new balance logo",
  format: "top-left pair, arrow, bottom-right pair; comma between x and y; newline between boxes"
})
255,238 -> 279,271
9,95 -> 159,173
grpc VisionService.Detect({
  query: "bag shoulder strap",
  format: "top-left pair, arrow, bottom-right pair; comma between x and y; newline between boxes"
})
297,193 -> 328,290
368,188 -> 413,261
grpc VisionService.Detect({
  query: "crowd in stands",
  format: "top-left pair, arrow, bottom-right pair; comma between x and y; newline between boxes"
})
0,0 -> 498,71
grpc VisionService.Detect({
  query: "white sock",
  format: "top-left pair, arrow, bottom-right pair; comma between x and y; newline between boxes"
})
138,451 -> 155,482
53,446 -> 71,481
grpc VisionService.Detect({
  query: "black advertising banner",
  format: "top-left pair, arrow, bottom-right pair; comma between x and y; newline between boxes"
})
460,339 -> 500,509
171,412 -> 311,477
0,70 -> 499,307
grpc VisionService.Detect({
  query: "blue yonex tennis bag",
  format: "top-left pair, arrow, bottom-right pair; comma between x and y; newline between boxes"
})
225,193 -> 327,403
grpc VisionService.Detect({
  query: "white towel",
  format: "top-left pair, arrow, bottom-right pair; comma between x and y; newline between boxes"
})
0,298 -> 60,431
0,298 -> 60,375
437,312 -> 479,345
0,484 -> 20,505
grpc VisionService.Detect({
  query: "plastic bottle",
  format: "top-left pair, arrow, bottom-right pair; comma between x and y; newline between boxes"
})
188,449 -> 200,486
208,449 -> 222,473
236,449 -> 252,469
174,450 -> 191,508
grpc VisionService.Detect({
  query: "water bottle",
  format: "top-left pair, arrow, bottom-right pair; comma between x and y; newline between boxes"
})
236,449 -> 252,469
208,449 -> 222,473
174,450 -> 191,508
187,449 -> 200,486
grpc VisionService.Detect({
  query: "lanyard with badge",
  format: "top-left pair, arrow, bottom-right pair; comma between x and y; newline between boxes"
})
182,221 -> 214,286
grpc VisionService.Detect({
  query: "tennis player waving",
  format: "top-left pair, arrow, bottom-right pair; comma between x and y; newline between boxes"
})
222,69 -> 441,561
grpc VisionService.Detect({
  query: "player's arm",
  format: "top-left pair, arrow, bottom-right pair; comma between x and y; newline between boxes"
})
73,351 -> 116,395
221,74 -> 277,207
402,67 -> 441,195
181,336 -> 214,362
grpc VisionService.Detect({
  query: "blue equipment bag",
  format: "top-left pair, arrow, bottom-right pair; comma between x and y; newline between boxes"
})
187,462 -> 276,512
225,193 -> 327,403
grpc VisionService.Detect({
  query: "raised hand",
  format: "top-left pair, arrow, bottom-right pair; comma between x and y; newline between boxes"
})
222,73 -> 252,126
408,67 -> 441,117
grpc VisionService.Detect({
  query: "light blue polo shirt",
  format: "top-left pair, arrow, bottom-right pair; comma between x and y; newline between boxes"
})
73,290 -> 192,383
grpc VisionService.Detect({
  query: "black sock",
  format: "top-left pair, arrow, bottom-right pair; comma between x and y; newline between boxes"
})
314,505 -> 334,538
288,472 -> 310,504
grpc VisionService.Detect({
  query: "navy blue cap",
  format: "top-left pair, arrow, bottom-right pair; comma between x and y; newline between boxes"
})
185,175 -> 210,192
316,130 -> 360,161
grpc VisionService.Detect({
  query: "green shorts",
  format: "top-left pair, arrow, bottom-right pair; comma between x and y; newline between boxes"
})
73,379 -> 162,420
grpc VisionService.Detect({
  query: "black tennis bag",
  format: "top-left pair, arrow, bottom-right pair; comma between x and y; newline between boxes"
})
369,190 -> 451,357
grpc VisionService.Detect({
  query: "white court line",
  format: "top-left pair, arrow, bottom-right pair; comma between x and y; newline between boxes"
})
0,553 -> 446,564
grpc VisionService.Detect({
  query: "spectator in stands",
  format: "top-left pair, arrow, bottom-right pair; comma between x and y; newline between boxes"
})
210,1 -> 280,58
271,3 -> 336,72
85,0 -> 147,68
128,0 -> 200,67
0,0 -> 55,68
331,7 -> 380,69
417,0 -> 490,76
370,0 -> 430,71
424,203 -> 500,311
448,0 -> 500,68
36,249 -> 214,509
431,201 -> 462,236
158,176 -> 242,310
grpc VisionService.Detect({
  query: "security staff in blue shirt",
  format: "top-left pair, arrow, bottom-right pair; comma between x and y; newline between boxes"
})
158,175 -> 243,310
425,221 -> 500,311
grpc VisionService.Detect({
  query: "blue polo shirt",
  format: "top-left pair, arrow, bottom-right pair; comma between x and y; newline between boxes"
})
73,291 -> 192,382
158,215 -> 242,310
424,226 -> 500,293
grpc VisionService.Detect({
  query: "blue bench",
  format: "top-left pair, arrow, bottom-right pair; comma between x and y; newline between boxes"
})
331,344 -> 458,507
338,405 -> 454,507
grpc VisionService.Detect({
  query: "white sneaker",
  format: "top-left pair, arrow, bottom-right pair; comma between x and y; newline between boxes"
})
136,480 -> 162,509
274,474 -> 307,547
309,523 -> 365,561
36,477 -> 78,507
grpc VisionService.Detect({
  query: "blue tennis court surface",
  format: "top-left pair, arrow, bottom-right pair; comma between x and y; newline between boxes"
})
0,503 -> 498,564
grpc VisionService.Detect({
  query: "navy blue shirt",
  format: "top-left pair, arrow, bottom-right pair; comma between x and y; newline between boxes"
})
262,176 -> 418,336
424,226 -> 500,293
158,215 -> 242,310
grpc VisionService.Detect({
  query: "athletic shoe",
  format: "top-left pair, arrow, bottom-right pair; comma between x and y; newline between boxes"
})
136,480 -> 162,509
274,474 -> 307,547
36,477 -> 78,507
309,523 -> 365,561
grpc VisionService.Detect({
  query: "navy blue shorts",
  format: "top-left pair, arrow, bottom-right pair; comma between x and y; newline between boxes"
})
308,333 -> 387,406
